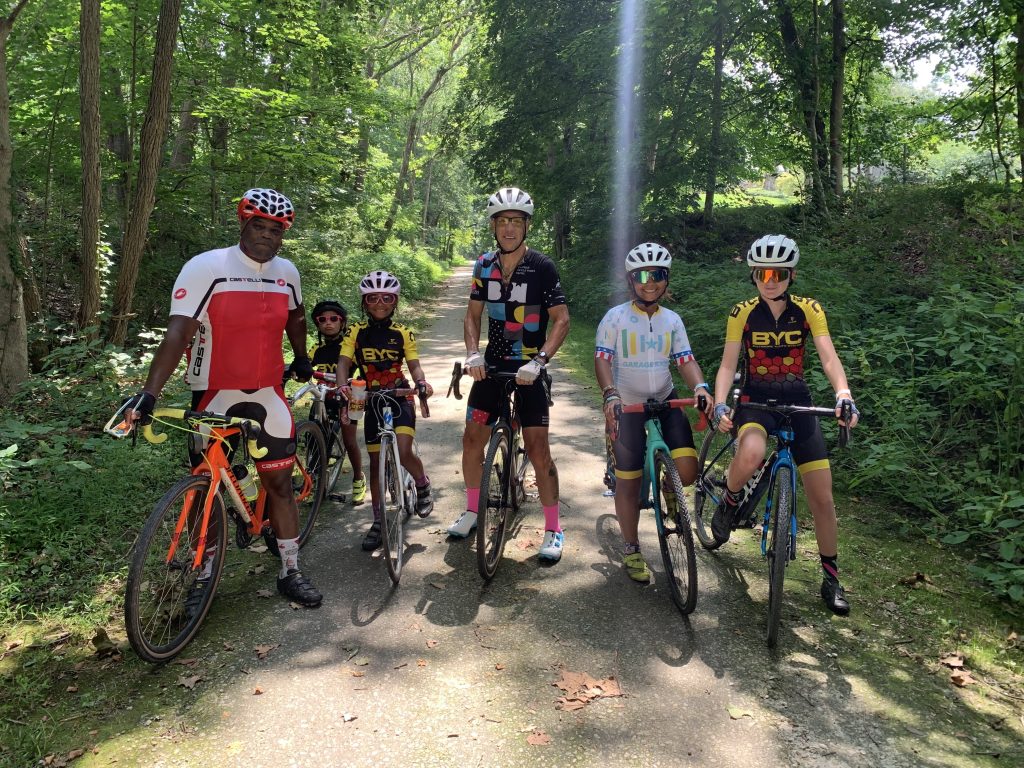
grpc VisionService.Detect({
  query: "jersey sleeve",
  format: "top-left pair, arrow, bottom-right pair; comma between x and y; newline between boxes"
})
670,313 -> 694,363
169,255 -> 211,319
595,309 -> 618,361
339,324 -> 359,360
796,296 -> 830,337
282,258 -> 302,310
402,326 -> 420,363
540,257 -> 567,309
725,299 -> 754,343
469,254 -> 488,302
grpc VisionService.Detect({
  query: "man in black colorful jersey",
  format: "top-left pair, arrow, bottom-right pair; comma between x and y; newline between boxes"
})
122,188 -> 322,608
337,271 -> 434,551
309,299 -> 367,504
446,187 -> 571,563
711,234 -> 859,615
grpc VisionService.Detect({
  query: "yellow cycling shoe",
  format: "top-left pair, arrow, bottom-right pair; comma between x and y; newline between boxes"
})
623,552 -> 651,583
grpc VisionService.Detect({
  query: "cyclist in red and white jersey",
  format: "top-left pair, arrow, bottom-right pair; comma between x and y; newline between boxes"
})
122,188 -> 322,608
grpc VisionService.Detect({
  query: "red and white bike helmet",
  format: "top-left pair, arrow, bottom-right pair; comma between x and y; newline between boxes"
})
359,270 -> 401,296
237,188 -> 295,230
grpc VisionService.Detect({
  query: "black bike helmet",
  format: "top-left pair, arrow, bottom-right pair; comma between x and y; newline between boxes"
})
310,299 -> 348,323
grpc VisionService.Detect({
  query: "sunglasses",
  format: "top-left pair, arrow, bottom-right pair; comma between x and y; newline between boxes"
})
753,267 -> 792,283
315,314 -> 343,324
365,293 -> 397,306
493,216 -> 527,228
630,268 -> 669,284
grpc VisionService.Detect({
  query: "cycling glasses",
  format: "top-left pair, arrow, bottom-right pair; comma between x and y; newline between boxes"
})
365,293 -> 397,306
315,314 -> 343,324
752,267 -> 792,283
629,268 -> 669,284
493,215 -> 527,228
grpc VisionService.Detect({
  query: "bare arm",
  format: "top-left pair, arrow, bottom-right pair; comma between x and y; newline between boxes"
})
464,299 -> 484,354
142,315 -> 200,397
539,304 -> 570,359
813,334 -> 859,428
713,340 -> 742,432
285,305 -> 309,359
676,358 -> 713,417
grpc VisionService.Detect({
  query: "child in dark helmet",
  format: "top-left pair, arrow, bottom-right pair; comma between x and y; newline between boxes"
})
310,300 -> 367,504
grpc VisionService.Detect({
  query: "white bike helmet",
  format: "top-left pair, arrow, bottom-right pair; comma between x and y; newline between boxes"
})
746,234 -> 799,267
359,270 -> 401,295
625,242 -> 672,271
237,188 -> 295,229
486,187 -> 534,219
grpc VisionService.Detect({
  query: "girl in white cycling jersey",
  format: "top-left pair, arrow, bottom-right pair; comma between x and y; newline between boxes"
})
594,243 -> 714,583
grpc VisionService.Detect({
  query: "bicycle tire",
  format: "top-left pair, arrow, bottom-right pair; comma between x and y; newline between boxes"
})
378,432 -> 404,584
477,425 -> 512,580
125,475 -> 227,663
654,451 -> 698,615
693,427 -> 734,550
510,438 -> 530,511
324,420 -> 347,498
262,420 -> 327,554
766,464 -> 794,649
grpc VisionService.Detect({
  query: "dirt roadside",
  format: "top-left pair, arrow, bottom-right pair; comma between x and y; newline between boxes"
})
78,263 -> 1022,768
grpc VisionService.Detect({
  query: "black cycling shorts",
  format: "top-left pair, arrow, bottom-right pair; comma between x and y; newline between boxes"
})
363,394 -> 416,452
613,390 -> 696,479
733,396 -> 829,475
466,372 -> 549,429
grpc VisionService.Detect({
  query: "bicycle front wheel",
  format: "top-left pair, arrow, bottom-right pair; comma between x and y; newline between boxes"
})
293,420 -> 326,546
378,432 -> 404,584
694,427 -> 734,550
477,425 -> 512,580
324,420 -> 347,499
125,475 -> 227,663
654,452 -> 698,615
766,465 -> 794,649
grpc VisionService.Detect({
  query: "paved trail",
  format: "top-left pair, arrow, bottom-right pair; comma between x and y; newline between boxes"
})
121,264 -> 933,768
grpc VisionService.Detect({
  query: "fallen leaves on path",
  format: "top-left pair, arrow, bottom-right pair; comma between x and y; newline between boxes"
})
178,675 -> 202,690
940,653 -> 965,669
253,687 -> 264,695
526,730 -> 551,746
254,643 -> 280,660
426,639 -> 439,649
552,669 -> 623,710
950,670 -> 977,688
728,705 -> 753,720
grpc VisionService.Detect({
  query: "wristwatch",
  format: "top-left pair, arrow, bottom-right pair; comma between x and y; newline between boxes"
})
536,351 -> 550,366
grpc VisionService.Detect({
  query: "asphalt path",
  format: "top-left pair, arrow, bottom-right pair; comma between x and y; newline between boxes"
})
130,263 -> 926,768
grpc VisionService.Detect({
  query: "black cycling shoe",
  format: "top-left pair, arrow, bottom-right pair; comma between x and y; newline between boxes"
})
361,521 -> 382,551
277,569 -> 323,607
711,499 -> 737,544
821,578 -> 850,616
415,483 -> 434,518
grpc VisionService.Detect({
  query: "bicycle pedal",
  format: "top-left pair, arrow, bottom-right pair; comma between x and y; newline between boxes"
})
328,492 -> 346,502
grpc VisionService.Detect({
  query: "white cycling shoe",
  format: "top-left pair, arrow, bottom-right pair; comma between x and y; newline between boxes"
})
447,511 -> 477,538
539,530 -> 564,562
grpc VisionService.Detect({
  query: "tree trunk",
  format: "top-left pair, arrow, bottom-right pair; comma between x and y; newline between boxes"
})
1014,4 -> 1024,187
169,98 -> 198,170
78,0 -> 102,333
107,0 -> 183,346
0,0 -> 31,397
829,0 -> 845,199
702,0 -> 725,226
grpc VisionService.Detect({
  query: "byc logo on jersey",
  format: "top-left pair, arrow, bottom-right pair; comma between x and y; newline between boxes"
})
362,348 -> 400,363
751,330 -> 803,347
174,288 -> 187,300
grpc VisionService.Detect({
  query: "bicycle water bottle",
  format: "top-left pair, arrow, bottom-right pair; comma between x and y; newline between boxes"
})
349,379 -> 367,421
383,408 -> 394,429
233,464 -> 259,501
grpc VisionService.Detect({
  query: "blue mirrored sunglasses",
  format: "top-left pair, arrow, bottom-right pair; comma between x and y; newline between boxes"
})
630,268 -> 669,284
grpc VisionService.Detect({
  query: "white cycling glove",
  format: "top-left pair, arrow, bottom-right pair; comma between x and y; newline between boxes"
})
464,351 -> 485,372
517,358 -> 544,384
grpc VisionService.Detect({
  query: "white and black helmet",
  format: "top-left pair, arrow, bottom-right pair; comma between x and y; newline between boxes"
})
747,234 -> 800,267
625,242 -> 672,271
486,187 -> 534,219
237,188 -> 295,229
359,270 -> 401,296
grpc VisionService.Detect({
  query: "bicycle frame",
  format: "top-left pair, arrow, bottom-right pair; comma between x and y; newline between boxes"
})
758,434 -> 798,561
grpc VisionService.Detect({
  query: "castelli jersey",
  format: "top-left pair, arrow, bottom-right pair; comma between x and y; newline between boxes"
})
170,245 -> 302,390
595,301 -> 696,405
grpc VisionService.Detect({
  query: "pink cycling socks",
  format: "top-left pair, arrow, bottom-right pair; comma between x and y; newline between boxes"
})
543,504 -> 561,533
466,488 -> 480,514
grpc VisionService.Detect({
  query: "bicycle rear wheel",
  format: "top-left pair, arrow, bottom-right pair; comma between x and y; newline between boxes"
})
378,433 -> 405,584
694,427 -> 734,550
510,437 -> 530,512
766,465 -> 794,648
477,425 -> 512,580
654,451 -> 698,615
125,475 -> 227,663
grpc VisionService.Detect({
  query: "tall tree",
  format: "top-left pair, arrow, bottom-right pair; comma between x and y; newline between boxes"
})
0,0 -> 31,397
78,0 -> 101,333
107,0 -> 182,346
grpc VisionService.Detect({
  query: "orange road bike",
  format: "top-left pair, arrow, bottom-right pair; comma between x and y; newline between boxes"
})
107,407 -> 325,662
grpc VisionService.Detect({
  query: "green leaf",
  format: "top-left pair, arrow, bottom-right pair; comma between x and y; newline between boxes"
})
69,461 -> 93,471
941,531 -> 971,545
